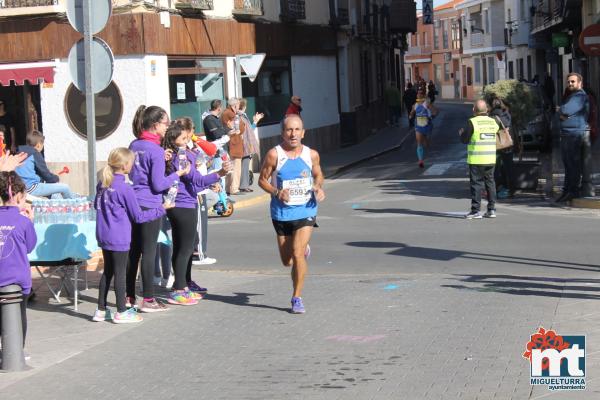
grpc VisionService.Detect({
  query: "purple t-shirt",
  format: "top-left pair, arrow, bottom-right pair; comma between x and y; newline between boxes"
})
0,206 -> 37,294
95,174 -> 165,251
129,139 -> 180,209
171,149 -> 220,208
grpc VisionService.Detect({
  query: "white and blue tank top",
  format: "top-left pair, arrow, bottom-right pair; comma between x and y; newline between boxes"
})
270,145 -> 317,221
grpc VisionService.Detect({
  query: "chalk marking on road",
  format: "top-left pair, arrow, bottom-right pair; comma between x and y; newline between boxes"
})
423,163 -> 452,176
326,335 -> 387,344
383,284 -> 399,290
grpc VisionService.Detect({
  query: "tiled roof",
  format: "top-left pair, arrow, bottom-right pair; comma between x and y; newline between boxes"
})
434,0 -> 465,11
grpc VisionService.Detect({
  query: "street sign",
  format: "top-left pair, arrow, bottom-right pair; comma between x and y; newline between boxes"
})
551,32 -> 570,48
579,24 -> 600,56
66,0 -> 112,35
68,37 -> 114,94
422,0 -> 433,25
238,53 -> 266,82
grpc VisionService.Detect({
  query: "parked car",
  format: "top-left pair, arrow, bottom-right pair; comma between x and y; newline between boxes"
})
516,84 -> 552,153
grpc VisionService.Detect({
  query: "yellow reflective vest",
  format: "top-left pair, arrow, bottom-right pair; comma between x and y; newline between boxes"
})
467,115 -> 499,165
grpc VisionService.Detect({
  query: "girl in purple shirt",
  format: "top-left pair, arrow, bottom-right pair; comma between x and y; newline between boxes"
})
0,172 -> 36,346
127,105 -> 190,313
93,148 -> 173,323
162,122 -> 231,305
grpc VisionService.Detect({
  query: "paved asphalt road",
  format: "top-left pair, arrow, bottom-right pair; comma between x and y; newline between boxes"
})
2,102 -> 600,399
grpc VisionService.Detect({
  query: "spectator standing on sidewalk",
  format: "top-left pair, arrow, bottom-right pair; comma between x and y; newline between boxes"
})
238,98 -> 263,192
221,98 -> 245,195
543,72 -> 556,111
162,122 -> 231,304
427,81 -> 437,103
93,148 -> 170,324
258,114 -> 326,314
384,81 -> 402,126
285,95 -> 302,117
556,73 -> 589,203
127,105 -> 190,312
490,98 -> 515,199
459,99 -> 500,219
403,83 -> 417,127
0,100 -> 16,154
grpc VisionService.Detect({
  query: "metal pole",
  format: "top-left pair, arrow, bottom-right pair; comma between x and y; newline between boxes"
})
235,55 -> 242,98
83,0 -> 96,199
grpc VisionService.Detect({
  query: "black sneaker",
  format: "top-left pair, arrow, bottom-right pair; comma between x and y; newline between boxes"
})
465,211 -> 482,219
484,210 -> 497,218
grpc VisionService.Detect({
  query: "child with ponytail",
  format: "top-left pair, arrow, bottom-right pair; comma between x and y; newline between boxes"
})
93,148 -> 173,323
0,171 -> 36,346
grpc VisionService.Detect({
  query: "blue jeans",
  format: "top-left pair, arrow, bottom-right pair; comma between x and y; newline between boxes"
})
30,182 -> 75,199
560,134 -> 584,196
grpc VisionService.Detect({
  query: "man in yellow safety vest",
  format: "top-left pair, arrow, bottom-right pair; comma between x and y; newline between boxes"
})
459,99 -> 500,219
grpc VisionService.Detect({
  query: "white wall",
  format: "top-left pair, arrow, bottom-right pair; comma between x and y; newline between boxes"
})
291,55 -> 339,129
40,55 -> 170,163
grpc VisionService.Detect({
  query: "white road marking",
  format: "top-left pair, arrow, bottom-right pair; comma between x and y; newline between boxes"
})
423,163 -> 452,176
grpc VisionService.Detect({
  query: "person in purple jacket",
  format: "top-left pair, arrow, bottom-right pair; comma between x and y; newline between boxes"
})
0,172 -> 36,347
127,105 -> 191,313
93,148 -> 174,324
162,121 -> 231,305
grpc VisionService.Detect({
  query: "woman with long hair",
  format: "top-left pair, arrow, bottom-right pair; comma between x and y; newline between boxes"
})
127,105 -> 190,313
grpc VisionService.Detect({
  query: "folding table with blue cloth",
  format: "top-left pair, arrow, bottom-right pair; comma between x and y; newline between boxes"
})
29,221 -> 169,311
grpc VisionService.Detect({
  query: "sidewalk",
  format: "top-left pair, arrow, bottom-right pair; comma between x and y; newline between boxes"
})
233,121 -> 415,210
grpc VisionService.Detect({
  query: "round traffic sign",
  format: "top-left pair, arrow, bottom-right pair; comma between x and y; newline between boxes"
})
68,37 -> 114,94
579,24 -> 600,57
66,0 -> 112,35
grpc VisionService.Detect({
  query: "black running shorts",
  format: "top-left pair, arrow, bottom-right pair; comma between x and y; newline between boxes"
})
272,217 -> 317,236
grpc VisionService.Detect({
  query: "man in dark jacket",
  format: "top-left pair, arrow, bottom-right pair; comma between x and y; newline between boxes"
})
403,83 -> 417,127
203,99 -> 231,142
556,73 -> 589,202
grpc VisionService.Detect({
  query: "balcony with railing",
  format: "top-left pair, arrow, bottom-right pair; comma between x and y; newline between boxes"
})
233,0 -> 262,16
174,0 -> 214,12
405,45 -> 432,56
530,0 -> 564,32
280,0 -> 305,21
0,0 -> 62,16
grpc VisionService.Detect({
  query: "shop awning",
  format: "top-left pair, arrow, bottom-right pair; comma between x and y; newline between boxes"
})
0,62 -> 56,86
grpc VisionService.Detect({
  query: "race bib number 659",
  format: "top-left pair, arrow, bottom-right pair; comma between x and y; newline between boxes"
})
282,177 -> 312,205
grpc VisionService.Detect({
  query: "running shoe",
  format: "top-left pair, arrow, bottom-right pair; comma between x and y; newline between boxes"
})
465,211 -> 482,219
484,210 -> 497,218
113,308 -> 143,324
92,308 -> 113,322
187,281 -> 208,294
153,276 -> 162,286
304,244 -> 311,260
418,160 -> 425,169
185,290 -> 203,300
140,298 -> 169,313
168,290 -> 198,306
291,297 -> 306,314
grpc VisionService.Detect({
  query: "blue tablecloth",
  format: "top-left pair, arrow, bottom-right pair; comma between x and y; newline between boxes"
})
28,221 -> 171,262
29,221 -> 98,262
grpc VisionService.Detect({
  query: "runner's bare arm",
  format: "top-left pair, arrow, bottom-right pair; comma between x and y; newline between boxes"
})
259,148 -> 287,201
310,150 -> 325,202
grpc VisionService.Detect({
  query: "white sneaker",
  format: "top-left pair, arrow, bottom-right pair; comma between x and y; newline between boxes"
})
162,275 -> 174,289
192,257 -> 217,265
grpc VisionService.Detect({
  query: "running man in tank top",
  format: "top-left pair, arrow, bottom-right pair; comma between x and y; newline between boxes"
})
259,114 -> 325,314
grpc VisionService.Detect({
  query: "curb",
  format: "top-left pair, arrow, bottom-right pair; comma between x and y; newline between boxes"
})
570,197 -> 600,209
327,127 -> 414,178
233,193 -> 271,210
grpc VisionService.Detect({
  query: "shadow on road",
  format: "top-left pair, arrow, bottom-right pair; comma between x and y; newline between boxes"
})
345,241 -> 600,272
442,274 -> 600,300
355,207 -> 465,219
203,292 -> 290,313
